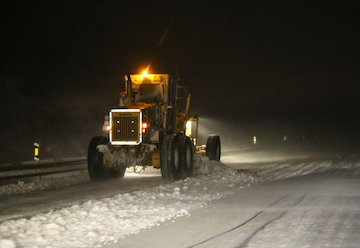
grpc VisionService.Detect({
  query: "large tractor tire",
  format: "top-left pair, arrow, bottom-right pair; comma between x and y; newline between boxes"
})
160,135 -> 182,180
178,135 -> 193,178
206,134 -> 221,161
88,136 -> 112,181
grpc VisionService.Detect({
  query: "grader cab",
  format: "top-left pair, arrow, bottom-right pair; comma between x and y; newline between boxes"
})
87,71 -> 221,181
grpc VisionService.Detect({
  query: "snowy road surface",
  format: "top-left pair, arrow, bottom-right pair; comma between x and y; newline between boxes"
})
0,170 -> 165,222
1,147 -> 360,248
108,168 -> 360,248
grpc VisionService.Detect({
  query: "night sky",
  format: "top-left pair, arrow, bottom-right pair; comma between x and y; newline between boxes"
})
0,1 -> 359,162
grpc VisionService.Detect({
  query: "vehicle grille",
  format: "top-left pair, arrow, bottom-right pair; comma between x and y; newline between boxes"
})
111,110 -> 141,144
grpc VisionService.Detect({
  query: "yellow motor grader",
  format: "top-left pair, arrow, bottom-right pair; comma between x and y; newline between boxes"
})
87,71 -> 221,181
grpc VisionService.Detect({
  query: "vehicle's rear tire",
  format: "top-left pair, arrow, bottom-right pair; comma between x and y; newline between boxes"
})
87,136 -> 111,181
178,135 -> 193,178
161,135 -> 182,180
206,134 -> 221,161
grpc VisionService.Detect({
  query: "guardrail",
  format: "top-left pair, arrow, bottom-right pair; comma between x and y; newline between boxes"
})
0,157 -> 87,172
0,157 -> 87,185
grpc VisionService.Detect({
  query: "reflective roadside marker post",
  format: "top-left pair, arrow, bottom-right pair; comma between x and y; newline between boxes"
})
34,142 -> 39,161
253,136 -> 257,145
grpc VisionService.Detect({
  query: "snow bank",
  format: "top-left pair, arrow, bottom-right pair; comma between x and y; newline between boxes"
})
0,157 -> 258,248
0,239 -> 16,248
0,171 -> 90,196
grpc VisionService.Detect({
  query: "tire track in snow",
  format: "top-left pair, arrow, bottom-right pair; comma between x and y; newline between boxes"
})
237,195 -> 306,248
186,195 -> 289,248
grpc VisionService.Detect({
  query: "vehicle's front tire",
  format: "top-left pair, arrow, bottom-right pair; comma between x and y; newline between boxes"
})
206,134 -> 221,161
161,135 -> 182,180
87,136 -> 111,181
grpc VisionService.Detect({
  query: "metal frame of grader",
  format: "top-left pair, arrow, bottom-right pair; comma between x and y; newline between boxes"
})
87,71 -> 220,181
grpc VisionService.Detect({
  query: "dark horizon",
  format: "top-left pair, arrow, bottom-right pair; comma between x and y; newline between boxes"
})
0,1 -> 359,162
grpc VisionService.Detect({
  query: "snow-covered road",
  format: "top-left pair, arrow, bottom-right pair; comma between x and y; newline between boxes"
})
1,146 -> 360,248
105,164 -> 360,248
0,170 -> 165,222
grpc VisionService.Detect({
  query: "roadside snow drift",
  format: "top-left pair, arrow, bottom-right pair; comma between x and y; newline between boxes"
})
0,156 -> 258,248
0,171 -> 90,196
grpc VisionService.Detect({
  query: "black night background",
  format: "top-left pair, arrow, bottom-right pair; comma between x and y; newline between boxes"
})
0,1 -> 359,162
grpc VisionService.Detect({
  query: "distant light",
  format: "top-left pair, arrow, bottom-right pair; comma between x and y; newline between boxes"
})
105,125 -> 111,132
253,136 -> 257,145
283,135 -> 287,142
34,142 -> 39,161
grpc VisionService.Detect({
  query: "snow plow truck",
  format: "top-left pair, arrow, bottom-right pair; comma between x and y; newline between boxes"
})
87,71 -> 221,181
